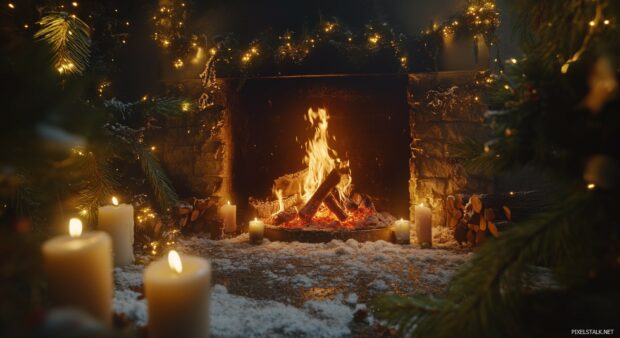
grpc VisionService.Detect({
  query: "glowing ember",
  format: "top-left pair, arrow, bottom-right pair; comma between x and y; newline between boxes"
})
278,204 -> 378,230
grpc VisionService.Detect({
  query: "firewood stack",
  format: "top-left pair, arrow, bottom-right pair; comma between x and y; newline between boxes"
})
174,197 -> 224,239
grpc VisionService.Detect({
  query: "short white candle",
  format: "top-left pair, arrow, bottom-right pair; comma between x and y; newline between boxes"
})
219,201 -> 236,233
415,203 -> 432,248
42,218 -> 113,326
144,250 -> 211,338
248,218 -> 264,244
393,218 -> 411,244
98,196 -> 134,266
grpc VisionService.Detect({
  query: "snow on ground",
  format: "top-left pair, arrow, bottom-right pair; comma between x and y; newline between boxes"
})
114,228 -> 469,337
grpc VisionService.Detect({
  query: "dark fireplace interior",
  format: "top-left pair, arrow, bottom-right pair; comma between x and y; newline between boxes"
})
227,74 -> 411,223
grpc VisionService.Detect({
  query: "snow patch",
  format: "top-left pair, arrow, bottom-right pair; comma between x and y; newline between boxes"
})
210,284 -> 353,338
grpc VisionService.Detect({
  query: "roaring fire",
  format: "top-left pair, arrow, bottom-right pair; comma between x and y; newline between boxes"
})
301,108 -> 351,202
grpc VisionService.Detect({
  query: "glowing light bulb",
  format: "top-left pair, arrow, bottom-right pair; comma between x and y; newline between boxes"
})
69,218 -> 83,237
168,250 -> 183,274
181,102 -> 191,112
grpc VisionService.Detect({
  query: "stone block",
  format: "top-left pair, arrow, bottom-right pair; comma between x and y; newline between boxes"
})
412,122 -> 443,141
416,158 -> 452,178
418,141 -> 446,158
415,178 -> 447,197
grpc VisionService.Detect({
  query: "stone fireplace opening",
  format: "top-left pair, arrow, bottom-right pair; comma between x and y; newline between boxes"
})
226,74 -> 411,224
157,70 -> 492,234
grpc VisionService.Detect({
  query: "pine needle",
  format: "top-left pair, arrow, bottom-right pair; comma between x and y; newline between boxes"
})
35,12 -> 91,75
133,144 -> 179,211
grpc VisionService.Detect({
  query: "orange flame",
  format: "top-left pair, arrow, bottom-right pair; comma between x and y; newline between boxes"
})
273,189 -> 284,216
302,108 -> 351,202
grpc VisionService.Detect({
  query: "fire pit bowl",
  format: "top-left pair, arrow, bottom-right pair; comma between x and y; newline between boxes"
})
264,224 -> 394,243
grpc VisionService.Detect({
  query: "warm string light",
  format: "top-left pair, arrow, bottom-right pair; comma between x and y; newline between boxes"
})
97,81 -> 111,97
180,101 -> 191,112
173,58 -> 184,69
152,2 -> 189,51
150,1 -> 498,72
423,0 -> 499,44
561,2 -> 605,74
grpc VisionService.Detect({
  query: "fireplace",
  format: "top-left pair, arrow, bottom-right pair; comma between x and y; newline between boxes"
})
157,70 -> 492,237
227,74 -> 411,229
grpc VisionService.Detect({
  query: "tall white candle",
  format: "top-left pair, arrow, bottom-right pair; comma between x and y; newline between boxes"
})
248,218 -> 264,244
98,196 -> 134,266
144,250 -> 211,338
393,218 -> 411,244
219,201 -> 236,233
42,218 -> 113,326
415,203 -> 432,248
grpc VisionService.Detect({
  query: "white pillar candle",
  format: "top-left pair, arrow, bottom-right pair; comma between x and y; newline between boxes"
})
393,218 -> 411,244
219,201 -> 236,233
145,250 -> 211,338
248,218 -> 264,244
98,196 -> 134,266
415,203 -> 432,248
42,218 -> 113,326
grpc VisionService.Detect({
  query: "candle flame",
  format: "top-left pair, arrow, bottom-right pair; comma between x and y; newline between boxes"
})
254,217 -> 258,222
69,218 -> 83,237
420,203 -> 424,207
112,196 -> 119,206
227,200 -> 230,205
168,250 -> 183,274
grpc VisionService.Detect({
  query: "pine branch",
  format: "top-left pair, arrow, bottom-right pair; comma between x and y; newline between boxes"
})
76,151 -> 118,225
374,191 -> 611,338
140,97 -> 193,117
102,123 -> 179,211
104,97 -> 191,123
34,12 -> 91,75
133,144 -> 179,211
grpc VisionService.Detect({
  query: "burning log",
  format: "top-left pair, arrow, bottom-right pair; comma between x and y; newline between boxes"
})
272,207 -> 298,225
324,193 -> 348,221
298,168 -> 342,221
250,194 -> 302,219
351,192 -> 376,211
